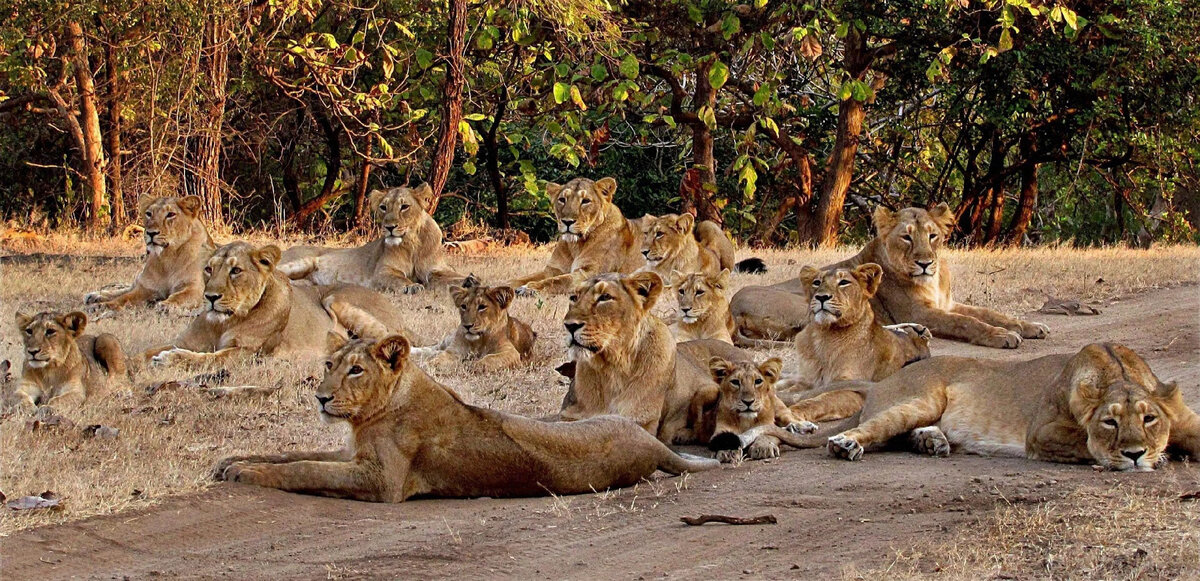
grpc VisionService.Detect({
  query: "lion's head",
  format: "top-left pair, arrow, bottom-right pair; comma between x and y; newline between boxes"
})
140,195 -> 204,255
673,269 -> 729,324
546,177 -> 618,242
201,242 -> 282,321
708,356 -> 783,420
873,204 -> 955,280
563,271 -> 662,362
370,184 -> 434,246
450,274 -> 515,341
798,263 -> 882,327
15,311 -> 87,369
643,213 -> 695,264
1066,343 -> 1178,471
317,333 -> 411,423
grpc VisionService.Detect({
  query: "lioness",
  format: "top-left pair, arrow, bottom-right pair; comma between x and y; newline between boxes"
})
510,177 -> 643,296
411,274 -> 536,371
214,333 -> 718,501
279,184 -> 461,294
85,195 -> 216,311
792,344 -> 1200,470
13,310 -> 129,410
145,241 -> 407,367
777,263 -> 931,392
672,270 -> 735,344
640,213 -> 765,279
689,357 -> 816,462
731,204 -> 1049,348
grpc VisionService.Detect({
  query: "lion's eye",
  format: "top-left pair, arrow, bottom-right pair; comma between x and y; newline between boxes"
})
204,266 -> 213,275
324,361 -> 334,370
597,293 -> 613,302
1144,414 -> 1157,424
145,211 -> 152,218
754,378 -> 763,385
902,234 -> 913,242
348,365 -> 364,376
580,198 -> 591,205
25,328 -> 33,335
400,204 -> 410,211
379,204 -> 387,212
45,329 -> 55,336
811,280 -> 821,287
166,212 -> 176,219
679,288 -> 685,295
730,379 -> 740,387
929,233 -> 937,241
557,197 -> 566,204
838,279 -> 851,286
459,304 -> 467,311
569,294 -> 578,302
1103,418 -> 1118,428
696,289 -> 705,296
477,304 -> 486,312
655,232 -> 663,239
230,267 -> 243,275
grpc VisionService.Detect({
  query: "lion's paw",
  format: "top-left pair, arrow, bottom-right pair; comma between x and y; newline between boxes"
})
1021,321 -> 1050,339
150,348 -> 192,367
716,449 -> 743,464
747,438 -> 781,460
910,426 -> 951,457
514,286 -> 539,298
982,328 -> 1022,349
401,283 -> 426,295
786,421 -> 818,435
827,434 -> 864,461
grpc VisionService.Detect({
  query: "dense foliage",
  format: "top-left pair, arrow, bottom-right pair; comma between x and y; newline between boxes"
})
1,0 -> 1197,246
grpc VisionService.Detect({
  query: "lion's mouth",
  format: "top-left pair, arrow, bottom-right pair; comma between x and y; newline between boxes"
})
681,314 -> 698,323
568,337 -> 599,353
26,358 -> 50,368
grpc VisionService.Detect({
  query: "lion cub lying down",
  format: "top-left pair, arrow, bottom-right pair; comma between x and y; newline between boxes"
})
411,274 -> 536,371
790,344 -> 1200,471
13,311 -> 130,411
215,334 -> 718,501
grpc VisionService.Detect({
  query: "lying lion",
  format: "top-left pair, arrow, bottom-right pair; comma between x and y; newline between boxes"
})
671,270 -> 735,343
279,184 -> 461,294
638,213 -> 765,280
12,310 -> 130,411
790,344 -> 1200,470
145,241 -> 407,368
411,274 -> 536,371
214,333 -> 718,501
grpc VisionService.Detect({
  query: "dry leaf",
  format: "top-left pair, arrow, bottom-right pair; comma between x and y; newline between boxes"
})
1179,490 -> 1200,501
7,491 -> 60,511
1038,297 -> 1102,316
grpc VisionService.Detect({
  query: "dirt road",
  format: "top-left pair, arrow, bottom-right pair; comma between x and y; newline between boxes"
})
4,285 -> 1198,580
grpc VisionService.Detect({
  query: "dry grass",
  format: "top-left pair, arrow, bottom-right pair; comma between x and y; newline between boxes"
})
1,235 -> 1197,543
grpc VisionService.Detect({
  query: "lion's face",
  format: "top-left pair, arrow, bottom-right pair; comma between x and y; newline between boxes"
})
547,177 -> 617,242
15,311 -> 86,369
709,357 -> 782,418
140,196 -> 203,255
370,184 -> 433,246
201,242 -> 282,321
799,263 -> 882,327
674,269 -> 729,324
317,334 -> 410,423
874,204 -> 954,280
450,276 -> 514,340
643,214 -> 694,263
563,271 -> 662,361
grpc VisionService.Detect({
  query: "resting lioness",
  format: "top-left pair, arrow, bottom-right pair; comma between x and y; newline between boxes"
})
689,357 -> 816,462
214,333 -> 718,501
12,310 -> 129,410
776,263 -> 931,393
731,204 -> 1049,348
411,275 -> 536,371
640,214 -> 765,280
85,195 -> 216,311
279,184 -> 461,294
145,241 -> 407,367
510,177 -> 643,296
671,270 -> 735,344
789,344 -> 1200,470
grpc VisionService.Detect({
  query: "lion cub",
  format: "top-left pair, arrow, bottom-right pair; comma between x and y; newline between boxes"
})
13,311 -> 129,410
671,270 -> 735,344
689,357 -> 817,462
412,275 -> 536,371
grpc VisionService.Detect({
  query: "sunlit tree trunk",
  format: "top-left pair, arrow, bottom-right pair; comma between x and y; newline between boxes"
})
1006,135 -> 1039,246
192,14 -> 229,226
65,21 -> 108,230
426,0 -> 467,213
103,34 -> 125,228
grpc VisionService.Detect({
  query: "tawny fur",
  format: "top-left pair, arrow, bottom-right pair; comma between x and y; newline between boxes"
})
670,270 -> 735,344
639,214 -> 730,280
13,311 -> 129,411
689,357 -> 815,462
412,277 -> 536,372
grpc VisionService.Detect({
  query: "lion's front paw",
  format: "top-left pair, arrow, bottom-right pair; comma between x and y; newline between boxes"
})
221,462 -> 273,486
671,427 -> 697,445
827,434 -> 864,461
981,328 -> 1022,349
786,421 -> 818,435
747,437 -> 781,460
716,449 -> 743,464
84,291 -> 105,305
910,426 -> 951,458
150,348 -> 193,367
401,283 -> 425,295
212,456 -> 254,480
1020,321 -> 1050,339
514,286 -> 539,298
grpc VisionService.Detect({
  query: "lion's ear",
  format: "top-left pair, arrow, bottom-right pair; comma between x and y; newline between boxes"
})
178,195 -> 202,217
670,270 -> 686,287
367,189 -> 387,209
675,213 -> 695,234
622,271 -> 663,311
1157,381 -> 1180,400
59,311 -> 88,337
489,286 -> 515,310
854,263 -> 884,297
708,356 -> 733,383
928,202 -> 956,235
593,177 -> 618,202
711,268 -> 731,290
799,265 -> 821,293
253,245 -> 282,271
758,358 -> 782,383
137,196 -> 155,215
326,331 -> 348,354
411,183 -> 435,213
371,334 -> 410,372
545,182 -> 562,198
1073,378 -> 1103,403
450,285 -> 468,304
461,273 -> 481,289
873,206 -> 897,235
14,311 -> 32,331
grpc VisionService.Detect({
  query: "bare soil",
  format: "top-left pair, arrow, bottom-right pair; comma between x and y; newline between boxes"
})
3,284 -> 1198,580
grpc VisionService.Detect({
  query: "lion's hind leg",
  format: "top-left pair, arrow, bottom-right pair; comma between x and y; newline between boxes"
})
829,391 -> 947,462
909,426 -> 951,457
322,295 -> 390,341
788,389 -> 866,423
93,333 -> 131,383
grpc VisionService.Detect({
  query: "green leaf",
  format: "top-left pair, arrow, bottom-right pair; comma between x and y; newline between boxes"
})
1062,7 -> 1079,30
570,85 -> 587,111
661,115 -> 677,129
378,138 -> 394,158
687,3 -> 702,23
721,14 -> 740,40
699,105 -> 716,130
850,80 -> 869,102
463,161 -> 476,175
998,29 -> 1013,52
415,48 -> 433,69
619,54 -> 639,79
709,61 -> 729,90
835,22 -> 849,39
553,82 -> 570,104
591,63 -> 607,81
752,83 -> 771,107
464,113 -> 487,121
837,81 -> 853,101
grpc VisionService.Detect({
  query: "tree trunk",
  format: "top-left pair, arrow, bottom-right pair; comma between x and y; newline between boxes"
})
65,21 -> 108,230
809,29 -> 869,247
193,14 -> 230,226
681,61 -> 722,224
103,34 -> 124,229
292,105 -> 344,227
756,152 -> 812,244
1005,135 -> 1038,246
281,109 -> 304,212
425,0 -> 467,213
354,133 -> 375,231
484,86 -> 509,229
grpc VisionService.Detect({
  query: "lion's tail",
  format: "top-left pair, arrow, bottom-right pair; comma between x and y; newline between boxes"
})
657,450 -> 720,475
734,257 -> 767,274
774,417 -> 861,449
276,257 -> 318,280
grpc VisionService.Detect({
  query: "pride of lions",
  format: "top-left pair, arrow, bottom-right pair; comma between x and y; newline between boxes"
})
11,176 -> 1200,504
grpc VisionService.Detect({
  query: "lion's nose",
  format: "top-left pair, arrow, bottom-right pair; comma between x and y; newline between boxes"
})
1121,449 -> 1146,462
564,322 -> 584,335
814,294 -> 832,303
205,293 -> 222,304
145,230 -> 160,238
27,348 -> 40,356
741,399 -> 755,407
915,260 -> 934,271
642,249 -> 650,257
384,225 -> 396,233
316,395 -> 333,407
561,219 -> 575,228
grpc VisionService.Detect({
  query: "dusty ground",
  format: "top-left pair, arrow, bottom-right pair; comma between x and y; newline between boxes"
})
1,239 -> 1198,579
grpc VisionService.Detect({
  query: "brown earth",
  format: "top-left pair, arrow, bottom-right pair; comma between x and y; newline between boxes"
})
3,284 -> 1198,580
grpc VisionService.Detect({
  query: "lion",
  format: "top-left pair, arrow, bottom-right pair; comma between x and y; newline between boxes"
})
510,177 -> 644,296
278,184 -> 461,294
776,263 -> 931,393
639,214 -> 765,279
213,333 -> 718,501
731,204 -> 1049,348
84,195 -> 216,311
12,310 -> 129,411
786,344 -> 1200,470
687,357 -> 817,462
671,270 -> 735,344
144,241 -> 408,368
410,274 -> 536,371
